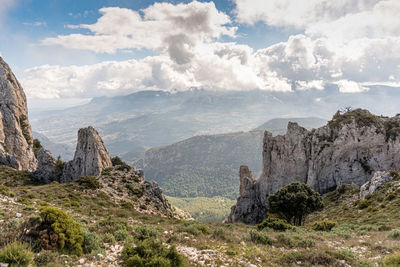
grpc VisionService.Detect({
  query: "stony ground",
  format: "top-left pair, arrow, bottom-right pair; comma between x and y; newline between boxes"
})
2,167 -> 400,266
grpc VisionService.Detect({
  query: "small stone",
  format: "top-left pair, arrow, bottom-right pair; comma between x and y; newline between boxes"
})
15,213 -> 22,218
106,256 -> 114,262
78,258 -> 85,264
246,263 -> 257,267
96,253 -> 104,259
163,231 -> 169,235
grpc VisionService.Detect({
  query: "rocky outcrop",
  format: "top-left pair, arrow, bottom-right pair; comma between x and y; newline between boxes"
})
359,171 -> 398,200
230,109 -> 400,224
228,166 -> 266,224
0,56 -> 37,171
33,148 -> 62,183
61,126 -> 112,182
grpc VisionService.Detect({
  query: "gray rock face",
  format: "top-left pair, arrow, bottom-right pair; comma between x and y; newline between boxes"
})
360,171 -> 397,200
0,56 -> 37,171
228,165 -> 266,224
62,126 -> 112,182
33,148 -> 62,183
230,109 -> 400,224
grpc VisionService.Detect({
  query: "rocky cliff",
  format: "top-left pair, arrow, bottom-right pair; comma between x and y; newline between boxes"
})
229,109 -> 400,224
0,56 -> 37,171
62,126 -> 112,182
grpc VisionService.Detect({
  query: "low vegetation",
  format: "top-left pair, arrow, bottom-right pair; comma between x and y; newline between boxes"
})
2,165 -> 400,266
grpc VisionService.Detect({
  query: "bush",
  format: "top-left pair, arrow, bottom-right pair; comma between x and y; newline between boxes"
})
126,184 -> 143,197
268,182 -> 323,225
135,225 -> 159,241
0,241 -> 34,266
386,193 -> 396,201
384,252 -> 400,266
111,156 -> 132,171
34,250 -> 58,266
76,176 -> 102,189
83,230 -> 101,254
311,219 -> 338,231
115,229 -> 129,241
275,233 -> 315,248
121,238 -> 184,267
248,230 -> 273,245
257,217 -> 292,231
387,229 -> 400,240
33,139 -> 42,156
39,206 -> 84,255
358,199 -> 371,209
178,222 -> 209,236
0,185 -> 15,197
102,233 -> 116,244
212,228 -> 230,241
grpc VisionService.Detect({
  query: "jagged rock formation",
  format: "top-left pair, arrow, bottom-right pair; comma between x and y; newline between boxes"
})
228,166 -> 266,224
359,171 -> 398,200
99,167 -> 178,218
62,126 -> 112,182
0,56 -> 37,171
33,148 -> 62,183
229,109 -> 400,224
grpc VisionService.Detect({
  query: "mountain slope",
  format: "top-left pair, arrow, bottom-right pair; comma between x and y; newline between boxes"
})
139,117 -> 326,199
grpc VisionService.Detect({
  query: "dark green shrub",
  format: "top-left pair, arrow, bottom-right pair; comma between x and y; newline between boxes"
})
33,139 -> 42,156
83,230 -> 101,254
55,156 -> 65,173
111,156 -> 132,171
311,219 -> 338,231
257,217 -> 292,231
248,230 -> 273,245
76,176 -> 102,189
135,225 -> 159,241
34,250 -> 58,266
126,184 -> 143,197
268,182 -> 323,225
386,193 -> 396,201
115,229 -> 129,241
0,241 -> 34,266
358,199 -> 371,209
39,206 -> 84,255
121,238 -> 184,267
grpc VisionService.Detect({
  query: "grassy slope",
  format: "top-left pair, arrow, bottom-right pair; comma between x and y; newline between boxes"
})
166,196 -> 236,223
2,165 -> 400,266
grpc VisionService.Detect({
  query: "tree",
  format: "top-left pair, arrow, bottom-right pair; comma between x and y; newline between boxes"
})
268,182 -> 323,226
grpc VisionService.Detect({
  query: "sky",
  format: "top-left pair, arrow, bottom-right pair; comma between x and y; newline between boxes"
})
1,0 -> 400,106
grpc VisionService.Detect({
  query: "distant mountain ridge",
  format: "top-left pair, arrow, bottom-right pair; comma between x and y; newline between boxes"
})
30,86 -> 400,159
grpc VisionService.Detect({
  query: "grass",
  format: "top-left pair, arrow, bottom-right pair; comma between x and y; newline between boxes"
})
2,165 -> 400,266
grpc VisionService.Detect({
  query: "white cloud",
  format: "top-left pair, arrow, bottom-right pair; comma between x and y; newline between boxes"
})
43,1 -> 236,64
234,0 -> 379,29
336,80 -> 369,93
23,0 -> 400,99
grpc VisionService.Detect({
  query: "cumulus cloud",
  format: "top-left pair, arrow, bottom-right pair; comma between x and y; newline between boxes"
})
23,0 -> 400,99
43,1 -> 236,64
